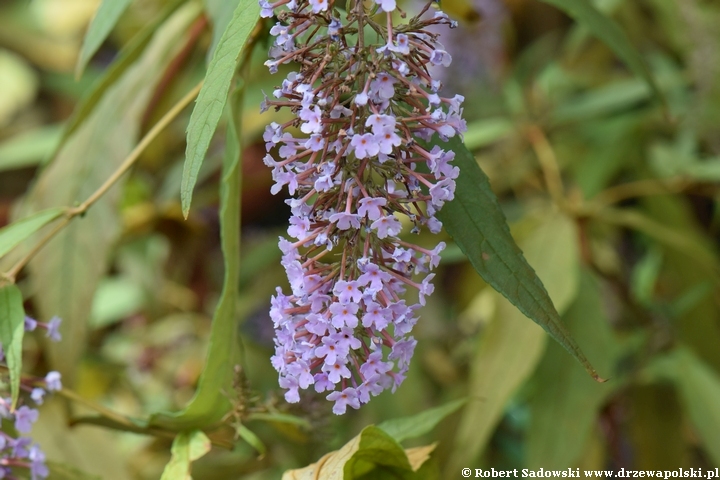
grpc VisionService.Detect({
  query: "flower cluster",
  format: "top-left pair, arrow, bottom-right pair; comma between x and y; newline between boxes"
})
0,316 -> 62,479
260,0 -> 465,414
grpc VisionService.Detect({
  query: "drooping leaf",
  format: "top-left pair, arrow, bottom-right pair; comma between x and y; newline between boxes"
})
181,0 -> 260,216
436,137 -> 601,380
538,0 -> 665,107
0,208 -> 64,259
160,430 -> 212,480
0,284 -> 24,409
150,87 -> 244,430
282,426 -> 434,480
49,0 -> 187,161
526,270 -> 619,469
22,4 -> 201,384
377,398 -> 466,443
449,210 -> 579,470
75,0 -> 134,79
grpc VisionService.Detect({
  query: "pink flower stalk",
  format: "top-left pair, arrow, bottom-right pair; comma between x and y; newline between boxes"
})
260,0 -> 465,414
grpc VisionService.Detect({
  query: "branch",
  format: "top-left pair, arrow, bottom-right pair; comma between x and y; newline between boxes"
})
1,81 -> 203,285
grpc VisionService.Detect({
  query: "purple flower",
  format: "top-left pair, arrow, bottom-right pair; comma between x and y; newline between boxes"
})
333,280 -> 363,303
374,0 -> 396,12
261,0 -> 464,414
45,316 -> 62,342
329,212 -> 361,230
28,444 -> 49,480
30,388 -> 45,405
328,302 -> 359,328
357,197 -> 387,221
44,371 -> 62,392
370,72 -> 396,99
350,133 -> 380,159
24,316 -> 37,331
14,406 -> 39,434
327,387 -> 360,414
371,215 -> 402,239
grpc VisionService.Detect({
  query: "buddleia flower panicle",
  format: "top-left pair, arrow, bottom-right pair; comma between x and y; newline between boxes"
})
260,0 -> 465,414
0,316 -> 63,479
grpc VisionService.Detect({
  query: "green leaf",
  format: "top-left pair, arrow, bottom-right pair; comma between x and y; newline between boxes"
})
0,284 -> 25,409
436,137 -> 602,380
160,430 -> 212,480
538,0 -> 665,108
49,0 -> 187,162
203,0 -> 237,60
150,87 -> 244,430
237,424 -> 266,456
181,0 -> 260,217
22,4 -> 200,384
526,270 -> 619,469
0,124 -> 61,172
449,210 -> 579,470
0,208 -> 64,259
282,426 -> 434,480
645,348 -> 720,466
377,398 -> 466,443
462,118 -> 514,151
247,411 -> 311,429
75,0 -> 134,79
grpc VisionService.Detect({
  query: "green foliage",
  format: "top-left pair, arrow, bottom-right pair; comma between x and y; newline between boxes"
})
160,430 -> 212,480
526,270 -> 619,469
181,0 -> 260,217
0,284 -> 24,409
0,208 -> 63,258
377,398 -> 466,443
283,426 -> 435,480
75,0 -> 134,79
150,87 -> 244,430
538,0 -> 665,108
438,139 -> 600,380
51,0 -> 188,161
2,0 -> 720,476
22,3 -> 200,384
450,210 -> 578,470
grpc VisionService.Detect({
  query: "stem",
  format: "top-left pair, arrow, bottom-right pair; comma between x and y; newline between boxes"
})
0,82 -> 203,286
527,125 -> 567,210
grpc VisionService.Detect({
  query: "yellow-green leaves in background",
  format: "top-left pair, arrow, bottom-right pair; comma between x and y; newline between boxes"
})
160,430 -> 211,480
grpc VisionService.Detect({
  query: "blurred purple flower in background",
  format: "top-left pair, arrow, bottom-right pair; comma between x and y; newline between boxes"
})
0,316 -> 63,479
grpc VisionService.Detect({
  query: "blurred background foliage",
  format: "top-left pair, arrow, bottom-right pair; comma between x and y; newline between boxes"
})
1,0 -> 720,478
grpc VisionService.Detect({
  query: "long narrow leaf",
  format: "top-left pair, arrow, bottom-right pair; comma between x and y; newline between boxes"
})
150,87 -> 244,430
539,0 -> 665,107
436,137 -> 602,380
0,285 -> 25,409
0,208 -> 64,259
76,0 -> 134,78
181,0 -> 259,217
49,0 -> 187,162
377,398 -> 466,443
